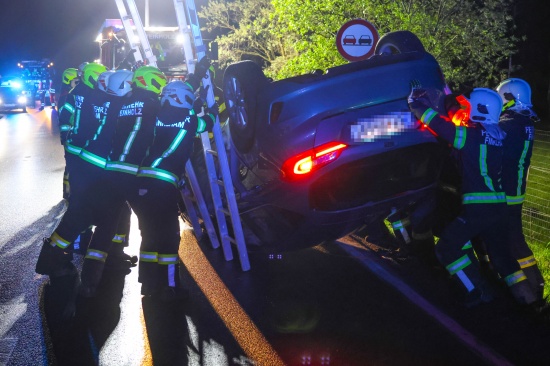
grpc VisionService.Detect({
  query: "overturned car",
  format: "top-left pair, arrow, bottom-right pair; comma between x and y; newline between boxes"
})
215,31 -> 449,251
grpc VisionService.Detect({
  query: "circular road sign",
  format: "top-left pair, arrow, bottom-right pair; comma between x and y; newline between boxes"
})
336,19 -> 379,62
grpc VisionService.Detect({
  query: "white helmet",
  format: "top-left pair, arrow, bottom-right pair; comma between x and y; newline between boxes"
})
78,62 -> 89,78
97,70 -> 115,93
467,88 -> 503,124
496,78 -> 532,109
107,69 -> 134,97
160,80 -> 194,109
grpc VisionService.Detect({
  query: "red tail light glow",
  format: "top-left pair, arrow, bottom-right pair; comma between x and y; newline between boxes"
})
450,95 -> 471,126
281,141 -> 347,181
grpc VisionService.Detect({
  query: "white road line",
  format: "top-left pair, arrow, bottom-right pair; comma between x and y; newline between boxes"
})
336,241 -> 514,366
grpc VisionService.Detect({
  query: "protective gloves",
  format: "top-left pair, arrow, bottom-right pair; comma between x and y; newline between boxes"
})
194,56 -> 211,80
408,80 -> 427,104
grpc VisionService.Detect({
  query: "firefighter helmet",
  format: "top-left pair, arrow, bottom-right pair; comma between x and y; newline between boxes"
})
78,62 -> 89,78
467,88 -> 503,124
160,80 -> 195,109
82,63 -> 108,89
496,78 -> 532,109
97,70 -> 115,92
61,68 -> 78,85
107,69 -> 134,97
132,66 -> 167,95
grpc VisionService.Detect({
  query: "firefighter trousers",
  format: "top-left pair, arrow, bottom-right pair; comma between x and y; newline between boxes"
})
130,178 -> 182,289
507,203 -> 545,299
51,157 -> 125,252
436,203 -> 523,294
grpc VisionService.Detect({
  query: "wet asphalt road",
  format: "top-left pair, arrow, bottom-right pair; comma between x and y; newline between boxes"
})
1,108 -> 550,366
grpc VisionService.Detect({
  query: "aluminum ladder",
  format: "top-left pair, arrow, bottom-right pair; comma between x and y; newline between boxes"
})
113,0 -> 249,271
113,0 -> 157,66
175,0 -> 250,271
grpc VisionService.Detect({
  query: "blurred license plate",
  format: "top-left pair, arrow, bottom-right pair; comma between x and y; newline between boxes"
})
350,112 -> 416,142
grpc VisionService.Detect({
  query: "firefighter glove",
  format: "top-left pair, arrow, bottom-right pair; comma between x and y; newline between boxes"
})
195,56 -> 211,80
206,102 -> 219,117
193,97 -> 204,113
199,84 -> 210,103
408,87 -> 427,104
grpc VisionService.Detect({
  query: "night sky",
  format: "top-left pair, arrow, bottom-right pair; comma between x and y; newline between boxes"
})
0,0 -> 206,76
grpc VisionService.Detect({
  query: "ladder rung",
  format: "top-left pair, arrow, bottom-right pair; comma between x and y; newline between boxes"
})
205,149 -> 218,157
219,208 -> 230,216
226,236 -> 237,245
215,179 -> 224,187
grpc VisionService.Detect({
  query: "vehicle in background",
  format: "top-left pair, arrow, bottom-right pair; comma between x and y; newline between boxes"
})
17,59 -> 55,107
220,31 -> 450,251
0,76 -> 29,112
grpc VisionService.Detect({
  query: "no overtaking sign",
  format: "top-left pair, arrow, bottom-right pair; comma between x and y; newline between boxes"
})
336,19 -> 379,62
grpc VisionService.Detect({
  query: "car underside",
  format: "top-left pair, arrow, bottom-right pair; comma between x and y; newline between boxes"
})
195,31 -> 453,251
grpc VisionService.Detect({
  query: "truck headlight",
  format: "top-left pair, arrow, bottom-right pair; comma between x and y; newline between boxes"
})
17,96 -> 27,104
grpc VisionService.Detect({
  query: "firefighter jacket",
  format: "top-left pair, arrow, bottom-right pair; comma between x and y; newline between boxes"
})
499,109 -> 536,205
79,95 -> 128,169
57,83 -> 74,114
409,99 -> 506,206
105,88 -> 161,176
136,104 -> 216,188
58,82 -> 94,152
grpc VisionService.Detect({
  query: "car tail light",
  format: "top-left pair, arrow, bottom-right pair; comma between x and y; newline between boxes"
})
281,141 -> 347,181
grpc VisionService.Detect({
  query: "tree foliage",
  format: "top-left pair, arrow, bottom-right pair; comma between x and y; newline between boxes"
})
199,0 -> 295,71
200,0 -> 518,90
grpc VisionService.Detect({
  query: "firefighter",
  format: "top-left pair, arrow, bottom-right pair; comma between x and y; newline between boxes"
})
75,65 -> 169,297
35,62 -> 108,278
131,72 -> 217,300
57,67 -> 79,200
38,68 -> 50,111
77,69 -> 138,297
496,78 -> 546,302
48,67 -> 57,110
193,64 -> 228,124
408,86 -> 539,308
58,68 -> 78,114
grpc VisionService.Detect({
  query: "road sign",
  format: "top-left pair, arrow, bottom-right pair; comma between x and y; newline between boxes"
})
336,19 -> 379,62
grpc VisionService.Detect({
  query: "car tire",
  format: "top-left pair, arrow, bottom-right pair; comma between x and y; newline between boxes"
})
223,61 -> 268,153
375,30 -> 425,55
22,106 -> 27,113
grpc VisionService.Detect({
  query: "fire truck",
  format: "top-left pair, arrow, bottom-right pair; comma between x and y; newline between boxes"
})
16,59 -> 55,107
96,18 -> 188,79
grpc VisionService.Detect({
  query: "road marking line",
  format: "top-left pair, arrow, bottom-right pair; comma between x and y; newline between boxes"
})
336,241 -> 514,366
180,229 -> 285,365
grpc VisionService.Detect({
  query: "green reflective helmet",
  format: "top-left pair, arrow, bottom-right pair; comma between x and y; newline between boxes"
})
82,63 -> 108,89
132,66 -> 167,95
62,68 -> 78,85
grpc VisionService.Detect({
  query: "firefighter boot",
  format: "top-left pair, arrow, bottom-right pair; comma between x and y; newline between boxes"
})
508,278 -> 538,306
106,244 -> 138,270
445,256 -> 495,308
386,208 -> 412,247
35,238 -> 74,277
521,262 -> 545,301
79,256 -> 107,298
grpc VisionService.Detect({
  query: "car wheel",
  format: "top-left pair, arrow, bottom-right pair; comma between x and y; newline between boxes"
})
223,61 -> 268,153
375,30 -> 425,55
22,106 -> 27,113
